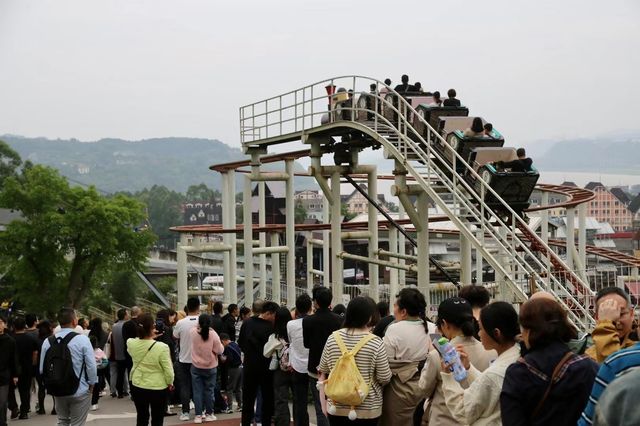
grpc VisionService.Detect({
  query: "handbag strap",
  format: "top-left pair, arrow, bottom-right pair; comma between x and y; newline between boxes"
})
130,341 -> 157,379
531,351 -> 574,418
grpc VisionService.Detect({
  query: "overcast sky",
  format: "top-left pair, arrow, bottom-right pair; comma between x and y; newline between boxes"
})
1,0 -> 639,150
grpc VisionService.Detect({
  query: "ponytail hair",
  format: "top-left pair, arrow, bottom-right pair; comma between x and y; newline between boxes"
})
198,314 -> 211,341
396,288 -> 430,334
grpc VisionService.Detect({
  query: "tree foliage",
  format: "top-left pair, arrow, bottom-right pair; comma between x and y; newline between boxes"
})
186,183 -> 220,202
0,139 -> 22,188
0,165 -> 155,314
132,185 -> 185,245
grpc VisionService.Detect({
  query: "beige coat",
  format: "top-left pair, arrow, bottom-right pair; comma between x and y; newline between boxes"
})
419,336 -> 496,426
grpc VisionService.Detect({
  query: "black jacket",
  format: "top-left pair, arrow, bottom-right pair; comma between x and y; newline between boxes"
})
122,318 -> 139,362
221,313 -> 238,341
302,308 -> 343,374
499,158 -> 533,173
501,341 -> 598,426
0,334 -> 20,385
211,314 -> 224,337
237,316 -> 273,373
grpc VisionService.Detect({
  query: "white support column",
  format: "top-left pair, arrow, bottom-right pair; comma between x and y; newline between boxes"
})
460,226 -> 472,285
243,176 -> 254,307
331,171 -> 343,306
323,195 -> 330,287
389,227 -> 399,301
285,160 -> 296,306
221,172 -> 232,305
306,231 -> 314,293
417,192 -> 430,307
228,170 -> 238,304
258,181 -> 267,299
398,202 -> 406,286
541,192 -> 550,281
566,207 -> 575,273
475,229 -> 483,285
578,203 -> 587,271
368,169 -> 380,302
270,232 -> 281,304
177,233 -> 189,309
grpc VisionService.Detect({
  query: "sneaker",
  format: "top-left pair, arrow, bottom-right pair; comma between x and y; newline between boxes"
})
92,404 -> 99,411
51,409 -> 57,415
204,414 -> 217,421
235,406 -> 242,412
179,412 -> 190,421
99,390 -> 107,397
10,409 -> 19,420
111,392 -> 117,398
223,408 -> 233,414
18,413 -> 28,420
194,415 -> 203,424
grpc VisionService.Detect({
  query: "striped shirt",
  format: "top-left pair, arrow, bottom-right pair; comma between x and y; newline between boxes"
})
579,343 -> 640,425
318,329 -> 392,419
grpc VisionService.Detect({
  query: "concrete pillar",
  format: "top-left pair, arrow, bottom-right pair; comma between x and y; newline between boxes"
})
221,172 -> 232,305
398,202 -> 406,286
566,207 -> 575,273
475,229 -> 483,285
243,176 -> 254,306
368,169 -> 380,302
270,232 -> 281,304
258,181 -> 267,299
578,203 -> 587,272
227,170 -> 238,303
331,171 -> 343,306
323,195 -> 330,287
417,192 -> 430,307
541,191 -> 550,284
460,226 -> 472,285
285,160 -> 296,306
389,227 -> 399,301
177,233 -> 189,310
306,231 -> 314,293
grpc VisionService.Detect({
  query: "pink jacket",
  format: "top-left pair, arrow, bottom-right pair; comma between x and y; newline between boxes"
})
189,327 -> 224,369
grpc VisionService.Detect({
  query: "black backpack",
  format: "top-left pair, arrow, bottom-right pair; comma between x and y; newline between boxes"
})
43,332 -> 85,396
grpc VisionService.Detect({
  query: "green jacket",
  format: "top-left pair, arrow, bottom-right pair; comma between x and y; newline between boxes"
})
127,338 -> 174,390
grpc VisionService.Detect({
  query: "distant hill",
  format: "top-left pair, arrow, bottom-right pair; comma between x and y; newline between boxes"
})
1,135 -> 313,193
535,136 -> 640,175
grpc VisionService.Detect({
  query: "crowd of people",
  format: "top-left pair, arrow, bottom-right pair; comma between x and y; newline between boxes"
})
0,282 -> 638,426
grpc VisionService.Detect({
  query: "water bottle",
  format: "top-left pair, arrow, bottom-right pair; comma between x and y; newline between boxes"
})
438,337 -> 468,382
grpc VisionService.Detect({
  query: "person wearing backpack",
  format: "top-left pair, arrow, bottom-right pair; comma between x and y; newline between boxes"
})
263,307 -> 294,426
39,308 -> 98,426
318,297 -> 392,425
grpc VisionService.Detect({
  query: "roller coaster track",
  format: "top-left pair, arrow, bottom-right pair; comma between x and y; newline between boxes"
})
236,76 -> 601,328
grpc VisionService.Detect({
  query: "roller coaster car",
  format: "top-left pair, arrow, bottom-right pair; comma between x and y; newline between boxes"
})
378,94 -> 437,124
468,147 -> 539,217
435,117 -> 505,173
414,104 -> 469,140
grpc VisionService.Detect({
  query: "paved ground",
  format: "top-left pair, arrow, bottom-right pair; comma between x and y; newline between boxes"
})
13,394 -> 318,425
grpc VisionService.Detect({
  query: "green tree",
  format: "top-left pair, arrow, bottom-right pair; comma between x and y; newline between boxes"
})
0,140 -> 22,188
295,201 -> 307,223
340,203 -> 357,222
186,183 -> 220,202
133,185 -> 185,244
0,165 -> 155,313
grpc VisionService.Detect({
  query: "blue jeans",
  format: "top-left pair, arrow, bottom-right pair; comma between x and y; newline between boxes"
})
190,366 -> 217,416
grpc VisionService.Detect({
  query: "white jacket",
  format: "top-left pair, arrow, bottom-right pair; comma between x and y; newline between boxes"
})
440,344 -> 521,426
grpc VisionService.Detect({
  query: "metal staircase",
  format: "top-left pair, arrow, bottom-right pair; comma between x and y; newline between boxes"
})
239,75 -> 596,330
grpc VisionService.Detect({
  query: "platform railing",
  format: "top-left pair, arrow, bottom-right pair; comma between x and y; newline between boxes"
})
239,75 -> 596,329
